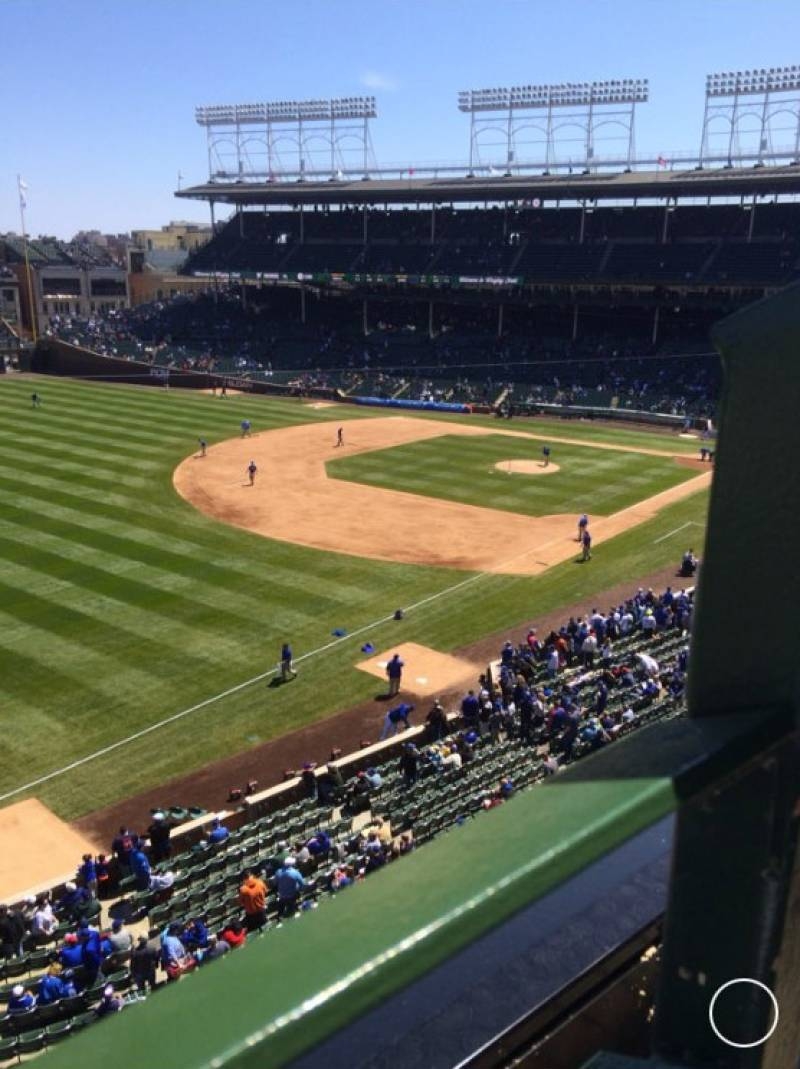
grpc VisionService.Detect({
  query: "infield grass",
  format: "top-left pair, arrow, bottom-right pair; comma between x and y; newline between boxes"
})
327,433 -> 699,517
0,377 -> 708,819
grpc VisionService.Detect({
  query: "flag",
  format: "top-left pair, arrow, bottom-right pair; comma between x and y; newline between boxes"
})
17,176 -> 27,209
657,155 -> 668,168
407,167 -> 415,177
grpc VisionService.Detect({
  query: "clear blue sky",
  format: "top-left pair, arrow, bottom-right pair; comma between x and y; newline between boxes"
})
2,0 -> 798,237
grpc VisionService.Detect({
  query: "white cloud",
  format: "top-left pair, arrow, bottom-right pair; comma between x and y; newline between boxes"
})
360,70 -> 399,92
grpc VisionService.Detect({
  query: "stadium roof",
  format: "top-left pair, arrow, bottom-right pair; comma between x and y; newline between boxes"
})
175,164 -> 800,208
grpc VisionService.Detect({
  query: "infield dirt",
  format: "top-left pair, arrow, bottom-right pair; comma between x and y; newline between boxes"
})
174,416 -> 711,575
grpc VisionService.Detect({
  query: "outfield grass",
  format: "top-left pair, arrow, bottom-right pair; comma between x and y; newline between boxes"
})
327,433 -> 699,517
0,377 -> 709,819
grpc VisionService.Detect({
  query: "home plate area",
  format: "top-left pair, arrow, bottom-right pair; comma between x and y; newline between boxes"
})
355,642 -> 480,698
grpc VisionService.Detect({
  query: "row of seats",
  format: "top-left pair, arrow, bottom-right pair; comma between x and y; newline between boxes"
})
188,232 -> 799,287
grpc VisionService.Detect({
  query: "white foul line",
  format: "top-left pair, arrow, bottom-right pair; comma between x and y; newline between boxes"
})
653,520 -> 700,545
0,489 -> 706,804
0,550 -> 521,805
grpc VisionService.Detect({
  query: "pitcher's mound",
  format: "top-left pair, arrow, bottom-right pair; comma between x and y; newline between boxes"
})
494,460 -> 560,475
356,642 -> 479,697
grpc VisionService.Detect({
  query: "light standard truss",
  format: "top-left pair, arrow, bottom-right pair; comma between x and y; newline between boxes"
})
195,97 -> 378,181
699,66 -> 800,167
457,79 -> 648,173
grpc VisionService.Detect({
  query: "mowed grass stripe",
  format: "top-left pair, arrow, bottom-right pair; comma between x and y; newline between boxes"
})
329,434 -> 698,517
0,510 -> 300,631
5,385 -> 341,441
0,479 -> 393,609
0,554 -> 248,670
0,589 -> 188,698
26,486 -> 710,818
0,445 -> 161,491
0,378 -> 710,818
0,484 -> 362,619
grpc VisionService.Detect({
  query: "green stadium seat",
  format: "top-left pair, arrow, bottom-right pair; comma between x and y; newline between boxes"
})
58,994 -> 86,1017
16,1028 -> 45,1056
27,948 -> 57,975
1,957 -> 28,979
106,969 -> 131,992
45,1019 -> 73,1043
35,1002 -> 64,1026
70,1010 -> 97,1031
0,1035 -> 16,1064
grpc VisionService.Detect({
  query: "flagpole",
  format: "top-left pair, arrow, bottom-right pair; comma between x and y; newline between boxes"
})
17,175 -> 37,343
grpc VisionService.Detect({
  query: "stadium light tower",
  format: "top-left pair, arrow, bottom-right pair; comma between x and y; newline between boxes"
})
698,66 -> 800,167
458,77 -> 648,174
194,96 -> 378,181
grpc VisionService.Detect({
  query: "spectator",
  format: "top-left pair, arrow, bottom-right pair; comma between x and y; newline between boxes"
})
239,870 -> 268,931
130,935 -> 159,993
7,984 -> 36,1014
147,812 -> 171,863
58,932 -> 83,969
400,743 -> 420,787
208,815 -> 230,845
79,922 -> 105,981
95,854 -> 112,899
37,963 -> 69,1005
198,934 -> 229,964
0,903 -> 26,958
149,870 -> 177,894
460,690 -> 480,729
441,745 -> 463,772
107,917 -> 133,957
276,856 -> 305,917
95,983 -> 124,1017
160,922 -> 195,981
130,843 -> 151,891
364,767 -> 383,790
78,853 -> 98,897
111,827 -> 138,873
181,917 -> 209,953
220,920 -> 247,949
680,549 -> 698,577
346,772 -> 373,815
305,829 -> 331,858
425,699 -> 449,742
56,881 -> 90,922
300,763 -> 318,800
31,894 -> 58,942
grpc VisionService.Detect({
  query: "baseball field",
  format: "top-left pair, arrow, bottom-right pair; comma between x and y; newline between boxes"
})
0,375 -> 710,822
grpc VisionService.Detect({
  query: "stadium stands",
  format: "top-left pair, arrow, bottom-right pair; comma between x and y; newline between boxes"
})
46,288 -> 721,417
184,204 -> 800,292
0,583 -> 692,1053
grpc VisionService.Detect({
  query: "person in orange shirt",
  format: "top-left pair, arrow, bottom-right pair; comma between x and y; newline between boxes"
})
238,869 -> 267,932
